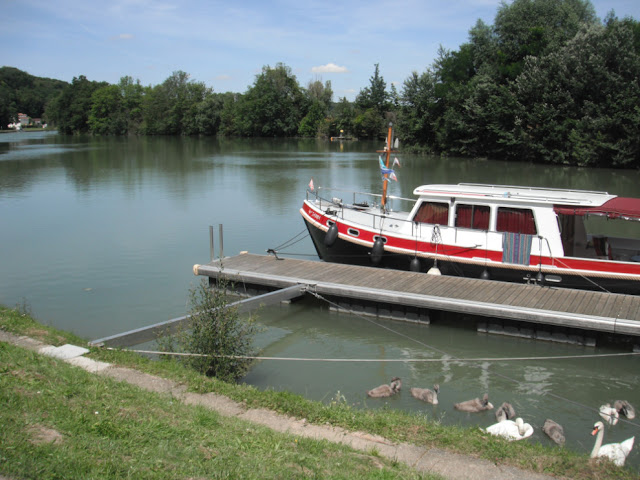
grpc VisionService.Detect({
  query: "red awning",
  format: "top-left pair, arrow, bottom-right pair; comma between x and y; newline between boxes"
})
554,197 -> 640,220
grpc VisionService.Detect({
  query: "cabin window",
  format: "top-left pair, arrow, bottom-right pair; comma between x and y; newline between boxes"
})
455,204 -> 490,230
496,207 -> 537,235
413,201 -> 449,225
347,228 -> 360,237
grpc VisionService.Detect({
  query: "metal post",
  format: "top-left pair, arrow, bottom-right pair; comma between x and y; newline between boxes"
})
209,225 -> 214,261
218,224 -> 224,260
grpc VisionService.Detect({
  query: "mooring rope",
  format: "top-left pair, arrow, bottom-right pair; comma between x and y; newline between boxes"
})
268,228 -> 310,253
106,347 -> 640,363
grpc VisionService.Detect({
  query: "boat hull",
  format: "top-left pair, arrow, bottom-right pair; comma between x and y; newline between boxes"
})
302,216 -> 640,295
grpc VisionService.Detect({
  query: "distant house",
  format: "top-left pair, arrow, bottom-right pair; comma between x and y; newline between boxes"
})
18,113 -> 29,126
32,118 -> 42,126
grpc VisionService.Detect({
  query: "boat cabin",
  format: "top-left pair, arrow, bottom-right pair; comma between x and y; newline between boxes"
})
409,184 -> 640,262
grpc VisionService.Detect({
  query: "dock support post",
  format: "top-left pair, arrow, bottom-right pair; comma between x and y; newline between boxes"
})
209,225 -> 214,261
219,224 -> 224,260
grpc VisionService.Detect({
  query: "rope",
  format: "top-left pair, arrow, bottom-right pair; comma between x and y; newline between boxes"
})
269,229 -> 310,253
107,347 -> 640,363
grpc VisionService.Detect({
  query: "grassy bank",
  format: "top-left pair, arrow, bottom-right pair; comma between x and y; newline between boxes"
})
1,305 -> 636,479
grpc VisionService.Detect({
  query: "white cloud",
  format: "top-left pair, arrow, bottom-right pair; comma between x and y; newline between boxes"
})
111,33 -> 134,40
311,63 -> 348,74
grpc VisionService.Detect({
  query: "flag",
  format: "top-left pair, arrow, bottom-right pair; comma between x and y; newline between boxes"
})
393,157 -> 400,167
308,178 -> 314,191
389,171 -> 398,181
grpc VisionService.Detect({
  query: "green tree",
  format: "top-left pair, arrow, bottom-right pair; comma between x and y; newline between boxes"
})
515,18 -> 640,167
47,75 -> 106,134
88,85 -> 127,135
493,0 -> 598,80
141,71 -> 212,135
298,79 -> 333,137
331,97 -> 356,137
232,63 -> 305,137
398,70 -> 437,149
355,63 -> 389,115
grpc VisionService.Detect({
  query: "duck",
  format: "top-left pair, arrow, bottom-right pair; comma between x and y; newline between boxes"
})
367,377 -> 402,398
410,384 -> 439,404
590,421 -> 635,467
599,404 -> 619,425
454,393 -> 494,412
542,419 -> 565,446
613,400 -> 636,420
485,417 -> 533,441
495,402 -> 516,423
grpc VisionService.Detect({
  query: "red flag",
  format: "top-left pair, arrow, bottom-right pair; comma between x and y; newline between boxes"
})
308,178 -> 314,191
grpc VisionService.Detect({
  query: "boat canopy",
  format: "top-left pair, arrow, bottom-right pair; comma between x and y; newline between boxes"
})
554,197 -> 640,220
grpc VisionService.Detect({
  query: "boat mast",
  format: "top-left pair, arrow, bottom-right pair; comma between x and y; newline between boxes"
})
378,123 -> 395,212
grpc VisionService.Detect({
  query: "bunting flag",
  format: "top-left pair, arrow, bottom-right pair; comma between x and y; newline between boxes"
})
393,157 -> 400,167
308,178 -> 314,191
379,155 -> 398,180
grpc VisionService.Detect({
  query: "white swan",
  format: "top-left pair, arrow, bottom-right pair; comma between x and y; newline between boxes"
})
591,421 -> 634,467
485,417 -> 533,441
410,384 -> 439,404
599,404 -> 619,425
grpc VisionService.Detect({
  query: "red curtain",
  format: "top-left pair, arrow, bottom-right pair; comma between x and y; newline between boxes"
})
496,208 -> 537,234
456,205 -> 490,230
414,202 -> 449,224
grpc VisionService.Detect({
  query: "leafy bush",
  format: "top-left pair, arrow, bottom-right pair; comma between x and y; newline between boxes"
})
160,278 -> 260,382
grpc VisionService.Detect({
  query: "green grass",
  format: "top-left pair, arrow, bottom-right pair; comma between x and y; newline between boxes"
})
0,340 -> 433,479
1,305 -> 638,479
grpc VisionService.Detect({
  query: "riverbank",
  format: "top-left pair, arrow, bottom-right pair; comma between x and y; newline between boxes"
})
0,306 -> 636,479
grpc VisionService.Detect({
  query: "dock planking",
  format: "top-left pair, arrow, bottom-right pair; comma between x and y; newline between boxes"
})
194,253 -> 640,337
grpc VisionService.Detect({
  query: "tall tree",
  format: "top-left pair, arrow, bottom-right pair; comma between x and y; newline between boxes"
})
515,18 -> 640,167
47,75 -> 106,134
493,0 -> 598,79
232,63 -> 305,137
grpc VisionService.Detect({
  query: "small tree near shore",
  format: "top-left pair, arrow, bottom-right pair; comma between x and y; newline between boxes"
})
160,278 -> 260,382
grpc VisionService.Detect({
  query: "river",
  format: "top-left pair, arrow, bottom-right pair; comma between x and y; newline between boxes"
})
1,130 -> 639,468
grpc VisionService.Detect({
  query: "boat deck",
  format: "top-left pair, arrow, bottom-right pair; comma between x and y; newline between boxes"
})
194,253 -> 640,338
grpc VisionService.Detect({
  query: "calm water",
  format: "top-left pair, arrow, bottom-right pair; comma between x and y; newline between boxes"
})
1,131 -> 639,467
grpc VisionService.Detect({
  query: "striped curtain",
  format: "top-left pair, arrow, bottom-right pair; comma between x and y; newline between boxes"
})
502,232 -> 533,265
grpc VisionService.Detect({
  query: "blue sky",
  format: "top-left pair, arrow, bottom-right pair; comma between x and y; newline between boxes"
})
2,0 -> 639,101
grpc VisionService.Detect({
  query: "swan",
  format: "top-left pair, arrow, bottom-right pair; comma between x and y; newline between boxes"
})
410,384 -> 439,404
495,402 -> 516,422
454,393 -> 494,412
613,400 -> 636,419
542,419 -> 565,446
485,417 -> 533,441
599,404 -> 619,425
367,377 -> 401,398
590,421 -> 634,467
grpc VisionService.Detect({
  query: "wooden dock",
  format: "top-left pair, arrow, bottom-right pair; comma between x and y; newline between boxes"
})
194,253 -> 640,339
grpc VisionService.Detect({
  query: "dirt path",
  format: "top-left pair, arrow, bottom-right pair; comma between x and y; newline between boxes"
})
1,331 -> 555,480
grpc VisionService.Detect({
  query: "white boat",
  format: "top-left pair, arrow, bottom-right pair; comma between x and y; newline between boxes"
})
300,127 -> 640,294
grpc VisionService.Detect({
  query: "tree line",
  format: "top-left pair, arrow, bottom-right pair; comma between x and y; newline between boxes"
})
3,0 -> 640,168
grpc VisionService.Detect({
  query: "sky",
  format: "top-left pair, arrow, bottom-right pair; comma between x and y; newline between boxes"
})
2,0 -> 639,101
